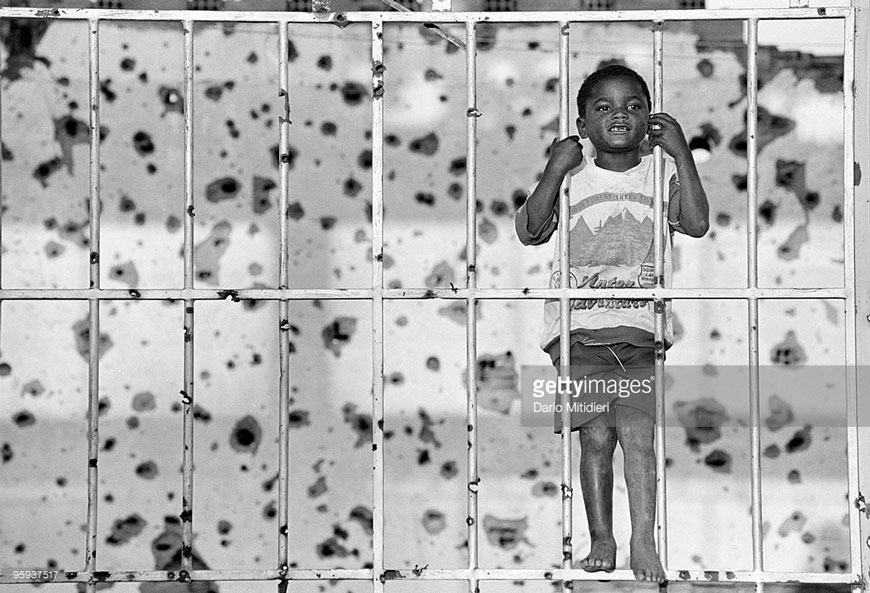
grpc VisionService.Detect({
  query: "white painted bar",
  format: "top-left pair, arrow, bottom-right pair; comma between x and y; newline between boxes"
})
841,9 -> 863,592
464,20 -> 480,593
651,21 -> 669,573
84,19 -> 101,593
370,18 -> 386,593
557,22 -> 573,593
277,20 -> 291,572
181,19 -> 196,574
0,7 -> 851,22
0,568 -> 858,585
0,287 -> 850,300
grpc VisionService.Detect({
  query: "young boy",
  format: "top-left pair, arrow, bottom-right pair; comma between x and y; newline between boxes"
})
515,64 -> 709,583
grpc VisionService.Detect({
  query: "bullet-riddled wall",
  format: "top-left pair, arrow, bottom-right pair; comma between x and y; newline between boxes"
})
0,14 -> 853,593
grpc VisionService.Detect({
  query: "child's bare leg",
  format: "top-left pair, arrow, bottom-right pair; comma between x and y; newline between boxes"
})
577,409 -> 617,572
615,405 -> 665,583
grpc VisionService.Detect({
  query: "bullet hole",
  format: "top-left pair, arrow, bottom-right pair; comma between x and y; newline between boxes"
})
251,176 -> 276,215
166,215 -> 181,233
132,130 -> 155,156
120,57 -> 136,71
230,415 -> 262,454
320,121 -> 337,136
673,398 -> 728,451
388,372 -> 405,385
319,216 -> 337,231
158,86 -> 183,115
109,262 -> 140,288
785,425 -> 812,453
193,220 -> 232,286
119,194 -> 136,213
146,163 -> 157,175
787,470 -> 801,484
823,557 -> 848,573
415,192 -> 435,206
33,156 -> 64,187
449,157 -> 466,176
802,191 -> 820,210
729,107 -> 795,158
482,515 -> 529,550
447,182 -> 463,200
135,460 -> 159,479
316,537 -> 352,559
217,520 -> 232,535
246,51 -> 258,64
287,409 -> 310,428
73,318 -> 114,361
703,449 -> 732,473
100,78 -> 117,103
508,190 -> 527,212
771,330 -> 806,366
14,543 -> 25,554
341,402 -> 372,449
478,218 -> 498,244
340,81 -> 366,106
127,416 -> 140,429
489,200 -> 509,217
0,362 -> 11,376
531,480 -> 558,497
421,509 -> 446,535
103,437 -> 116,452
308,476 -> 328,498
193,404 -> 212,423
139,72 -> 148,82
801,532 -> 815,544
395,315 -> 408,327
765,394 -> 794,431
356,149 -> 373,170
438,301 -> 468,325
135,213 -> 146,227
544,77 -> 558,92
106,513 -> 147,546
323,317 -> 358,356
206,176 -> 241,203
425,261 -> 454,288
505,125 -> 516,140
409,132 -> 439,156
426,356 -> 440,371
249,262 -> 263,276
226,119 -> 240,139
1,443 -> 12,463
440,460 -> 458,479
316,54 -> 332,71
696,58 -> 714,78
385,134 -> 401,147
758,200 -> 777,225
777,510 -> 806,537
715,212 -> 731,227
832,205 -> 843,223
22,379 -> 45,397
262,500 -> 277,520
343,177 -> 363,198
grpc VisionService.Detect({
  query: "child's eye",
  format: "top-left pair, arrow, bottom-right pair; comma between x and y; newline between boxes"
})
596,105 -> 610,111
628,104 -> 641,110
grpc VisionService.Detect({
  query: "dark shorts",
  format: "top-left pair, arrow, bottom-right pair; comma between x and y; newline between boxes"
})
548,342 -> 657,433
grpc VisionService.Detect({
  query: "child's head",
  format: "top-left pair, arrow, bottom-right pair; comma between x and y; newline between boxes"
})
575,65 -> 651,155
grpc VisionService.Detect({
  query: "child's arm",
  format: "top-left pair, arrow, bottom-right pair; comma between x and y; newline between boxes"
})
515,136 -> 584,245
648,113 -> 710,238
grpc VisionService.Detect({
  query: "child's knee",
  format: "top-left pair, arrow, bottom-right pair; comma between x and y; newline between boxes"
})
615,408 -> 655,452
580,424 -> 617,454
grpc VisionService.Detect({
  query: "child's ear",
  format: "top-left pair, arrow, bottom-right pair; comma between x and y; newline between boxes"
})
576,116 -> 587,139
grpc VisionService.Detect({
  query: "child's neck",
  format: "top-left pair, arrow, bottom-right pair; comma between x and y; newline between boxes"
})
594,149 -> 642,173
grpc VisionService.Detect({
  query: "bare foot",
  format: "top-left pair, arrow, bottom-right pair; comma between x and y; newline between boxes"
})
629,539 -> 666,583
578,536 -> 616,573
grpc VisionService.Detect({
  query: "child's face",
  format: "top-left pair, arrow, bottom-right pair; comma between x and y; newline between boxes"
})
577,76 -> 650,154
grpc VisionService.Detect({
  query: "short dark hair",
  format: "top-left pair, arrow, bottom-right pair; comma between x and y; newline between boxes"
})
576,64 -> 651,116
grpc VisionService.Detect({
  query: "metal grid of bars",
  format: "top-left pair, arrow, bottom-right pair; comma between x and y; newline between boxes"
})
0,4 -> 865,593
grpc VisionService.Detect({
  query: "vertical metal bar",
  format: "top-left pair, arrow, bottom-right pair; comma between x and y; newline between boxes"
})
745,19 -> 764,591
651,21 -> 668,572
84,18 -> 101,593
181,19 -> 195,574
557,21 -> 573,593
277,20 -> 291,574
370,17 -> 386,593
849,2 -> 870,591
840,10 -> 862,592
464,19 -> 480,593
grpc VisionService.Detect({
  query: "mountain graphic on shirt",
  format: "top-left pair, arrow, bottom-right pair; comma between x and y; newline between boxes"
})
569,208 -> 653,267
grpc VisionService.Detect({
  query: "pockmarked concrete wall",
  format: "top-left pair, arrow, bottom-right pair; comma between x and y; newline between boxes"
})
0,15 -> 852,593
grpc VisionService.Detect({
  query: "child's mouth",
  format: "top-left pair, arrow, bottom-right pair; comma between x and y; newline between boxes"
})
608,125 -> 630,133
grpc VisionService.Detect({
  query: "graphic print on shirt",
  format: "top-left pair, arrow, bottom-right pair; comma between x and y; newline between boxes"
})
551,191 -> 660,297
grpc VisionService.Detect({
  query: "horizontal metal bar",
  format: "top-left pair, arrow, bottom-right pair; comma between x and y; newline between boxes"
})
0,569 -> 858,585
0,287 -> 849,300
0,7 -> 850,23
